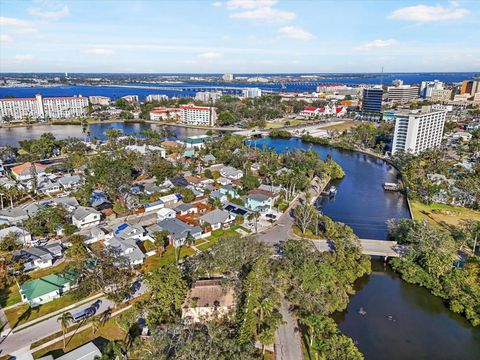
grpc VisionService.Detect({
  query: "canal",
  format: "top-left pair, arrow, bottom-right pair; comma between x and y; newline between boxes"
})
0,122 -> 207,147
252,137 -> 480,360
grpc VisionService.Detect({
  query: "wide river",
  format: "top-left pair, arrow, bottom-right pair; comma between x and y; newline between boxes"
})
253,137 -> 480,360
1,127 -> 479,359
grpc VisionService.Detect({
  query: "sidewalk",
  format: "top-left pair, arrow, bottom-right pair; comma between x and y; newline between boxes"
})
13,293 -> 103,333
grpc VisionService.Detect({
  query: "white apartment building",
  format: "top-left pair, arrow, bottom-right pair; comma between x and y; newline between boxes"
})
121,95 -> 139,103
146,94 -> 168,102
180,103 -> 217,126
195,91 -> 222,103
89,96 -> 111,106
0,94 -> 88,122
222,73 -> 234,82
387,85 -> 419,103
392,107 -> 446,155
242,88 -> 262,98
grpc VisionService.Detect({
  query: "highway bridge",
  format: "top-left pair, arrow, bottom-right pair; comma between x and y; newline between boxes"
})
104,84 -> 276,94
311,239 -> 406,258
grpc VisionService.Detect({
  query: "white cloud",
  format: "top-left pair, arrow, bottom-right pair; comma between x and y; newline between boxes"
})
278,26 -> 314,40
388,4 -> 468,22
85,48 -> 114,56
28,5 -> 70,19
226,0 -> 277,9
0,16 -> 33,27
0,34 -> 13,44
212,1 -> 223,7
230,6 -> 296,22
355,39 -> 398,51
197,52 -> 222,60
0,17 -> 38,34
15,54 -> 34,62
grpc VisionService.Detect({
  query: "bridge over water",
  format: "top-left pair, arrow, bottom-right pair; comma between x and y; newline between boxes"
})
311,239 -> 406,258
104,84 -> 276,94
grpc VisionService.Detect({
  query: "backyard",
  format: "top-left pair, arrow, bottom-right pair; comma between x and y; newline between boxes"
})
410,200 -> 480,229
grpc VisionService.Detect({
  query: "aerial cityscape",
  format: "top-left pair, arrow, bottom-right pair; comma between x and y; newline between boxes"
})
0,1 -> 479,360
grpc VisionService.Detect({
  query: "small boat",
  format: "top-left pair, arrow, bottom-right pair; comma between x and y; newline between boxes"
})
329,186 -> 337,195
358,307 -> 367,316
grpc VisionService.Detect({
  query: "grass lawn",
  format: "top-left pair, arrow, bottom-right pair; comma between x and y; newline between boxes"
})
292,225 -> 324,240
410,200 -> 480,229
141,245 -> 195,272
266,119 -> 306,129
4,290 -> 95,329
321,121 -> 358,132
0,284 -> 21,308
32,317 -> 126,359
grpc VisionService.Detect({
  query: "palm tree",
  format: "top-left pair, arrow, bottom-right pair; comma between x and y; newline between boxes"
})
247,211 -> 260,233
57,312 -> 73,349
91,316 -> 101,336
175,232 -> 195,264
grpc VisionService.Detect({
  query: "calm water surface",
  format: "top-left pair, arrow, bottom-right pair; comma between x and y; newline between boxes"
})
0,122 -> 207,147
255,137 -> 480,360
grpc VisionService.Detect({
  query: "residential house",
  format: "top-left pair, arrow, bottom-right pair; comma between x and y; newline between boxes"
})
20,271 -> 77,307
125,144 -> 166,158
245,193 -> 273,213
37,178 -> 61,195
219,185 -> 239,199
202,154 -> 216,163
11,162 -> 47,181
143,200 -> 164,213
88,191 -> 111,210
223,202 -> 251,218
199,209 -> 235,231
83,226 -> 108,245
72,206 -> 101,229
157,218 -> 203,247
210,190 -> 227,203
0,207 -> 29,225
18,243 -> 63,271
216,177 -> 231,186
0,225 -> 32,245
41,342 -> 101,360
220,166 -> 243,180
112,223 -> 150,242
157,207 -> 177,221
174,203 -> 198,216
159,193 -> 179,207
105,236 -> 145,266
180,135 -> 211,149
182,279 -> 235,322
58,175 -> 82,190
49,197 -> 79,213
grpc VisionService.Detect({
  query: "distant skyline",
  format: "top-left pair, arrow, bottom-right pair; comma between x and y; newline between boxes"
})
1,0 -> 479,73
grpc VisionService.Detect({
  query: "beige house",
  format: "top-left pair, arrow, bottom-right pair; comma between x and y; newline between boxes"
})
182,279 -> 235,322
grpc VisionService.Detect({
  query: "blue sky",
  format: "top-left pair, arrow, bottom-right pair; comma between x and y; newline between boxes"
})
1,0 -> 479,73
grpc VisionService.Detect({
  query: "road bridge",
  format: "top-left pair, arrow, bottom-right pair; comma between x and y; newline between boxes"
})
104,84 -> 276,94
311,239 -> 406,258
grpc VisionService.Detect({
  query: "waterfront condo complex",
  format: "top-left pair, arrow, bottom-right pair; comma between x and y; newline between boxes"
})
0,94 -> 88,122
392,106 -> 446,155
180,102 -> 217,126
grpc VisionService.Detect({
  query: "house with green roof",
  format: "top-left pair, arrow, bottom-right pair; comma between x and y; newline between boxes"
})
180,135 -> 211,149
20,271 -> 77,307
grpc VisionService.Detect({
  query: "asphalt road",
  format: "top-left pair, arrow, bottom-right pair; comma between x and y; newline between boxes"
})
0,281 -> 147,356
275,300 -> 303,360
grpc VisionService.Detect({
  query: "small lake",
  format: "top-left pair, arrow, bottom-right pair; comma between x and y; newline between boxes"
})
0,122 -> 208,147
254,137 -> 480,360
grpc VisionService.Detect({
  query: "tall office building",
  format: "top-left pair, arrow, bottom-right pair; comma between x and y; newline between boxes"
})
361,87 -> 383,115
195,91 -> 222,103
392,107 -> 446,155
180,102 -> 217,126
460,79 -> 480,96
420,80 -> 444,98
387,85 -> 419,103
222,73 -> 234,82
146,94 -> 169,102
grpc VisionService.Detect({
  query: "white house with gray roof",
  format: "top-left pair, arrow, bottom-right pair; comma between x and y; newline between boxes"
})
199,209 -> 235,230
72,206 -> 101,229
106,236 -> 145,266
0,225 -> 32,245
157,218 -> 203,247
